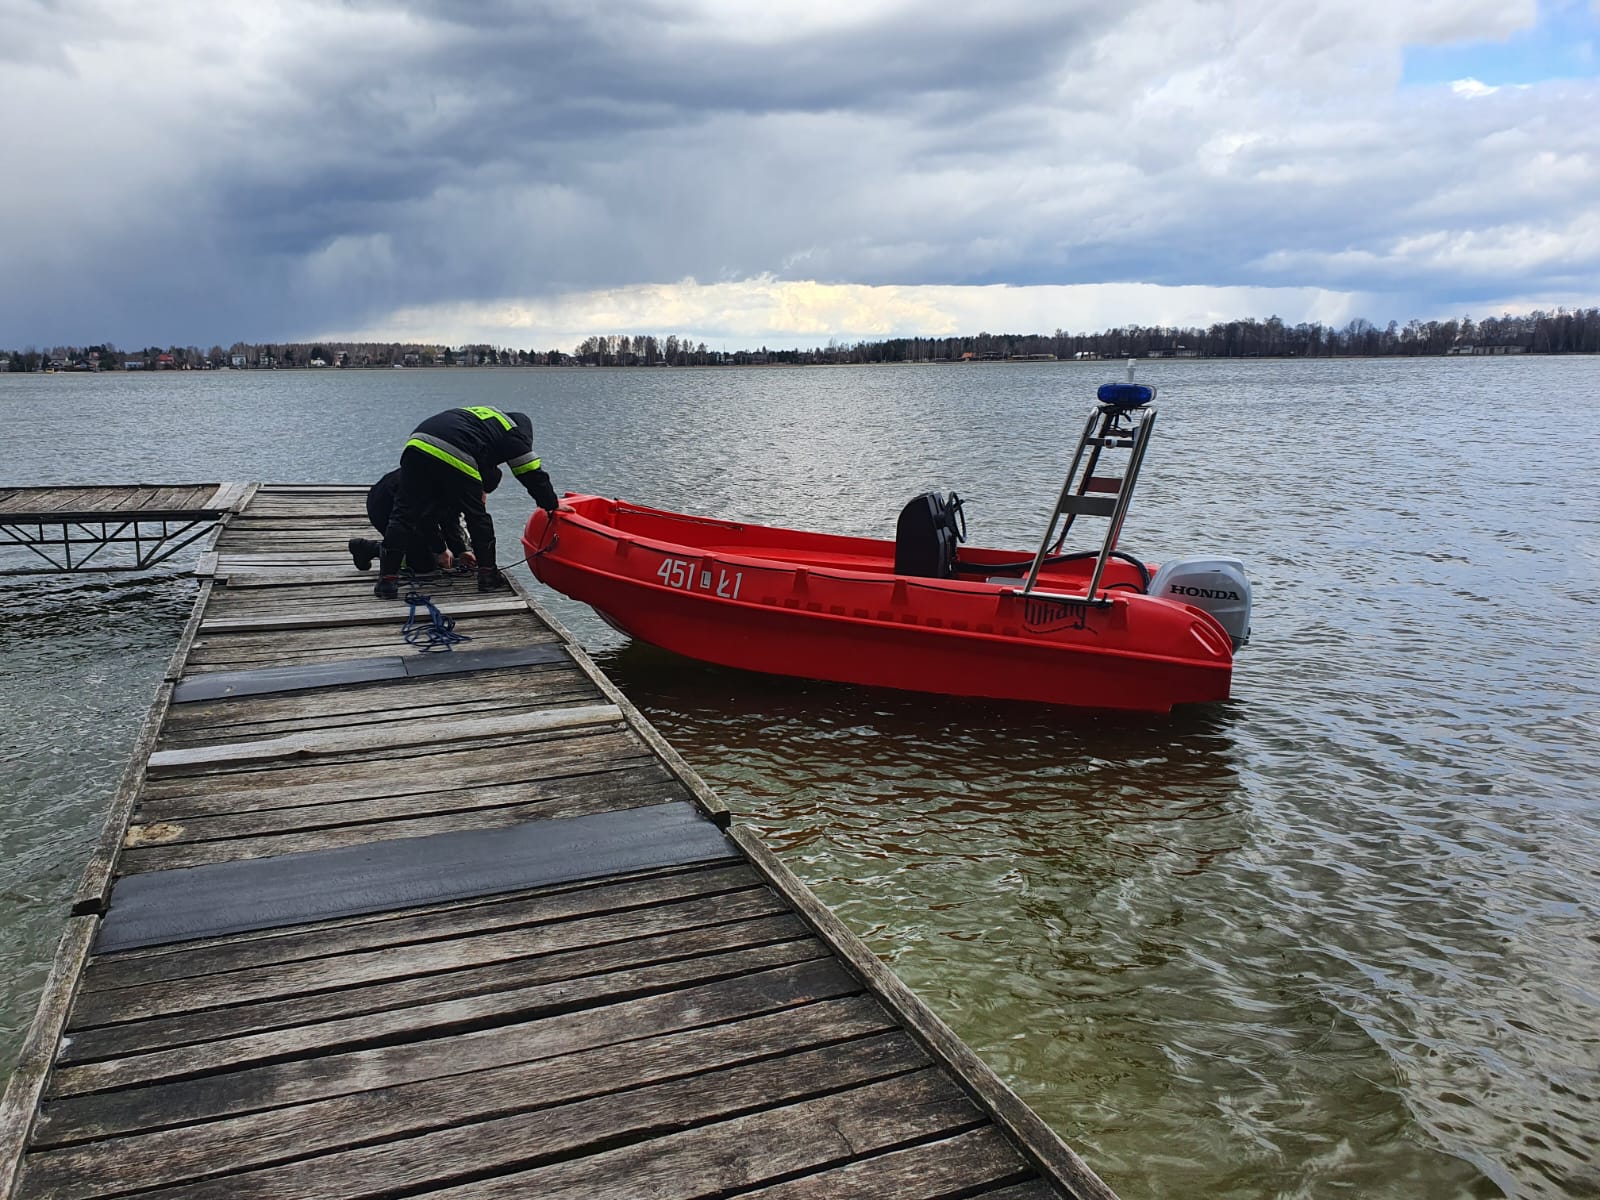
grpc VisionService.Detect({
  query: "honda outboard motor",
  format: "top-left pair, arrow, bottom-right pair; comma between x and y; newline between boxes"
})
894,492 -> 964,578
1147,556 -> 1252,648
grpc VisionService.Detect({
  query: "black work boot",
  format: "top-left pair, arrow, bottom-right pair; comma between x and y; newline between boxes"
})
478,569 -> 510,593
348,538 -> 381,571
374,547 -> 404,600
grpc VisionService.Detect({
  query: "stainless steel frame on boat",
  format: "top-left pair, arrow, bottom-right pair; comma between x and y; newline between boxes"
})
1020,363 -> 1156,605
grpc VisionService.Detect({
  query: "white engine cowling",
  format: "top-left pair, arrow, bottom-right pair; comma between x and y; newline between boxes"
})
1147,556 -> 1252,649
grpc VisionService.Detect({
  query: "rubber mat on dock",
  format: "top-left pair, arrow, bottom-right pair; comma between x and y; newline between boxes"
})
171,643 -> 569,702
97,801 -> 735,952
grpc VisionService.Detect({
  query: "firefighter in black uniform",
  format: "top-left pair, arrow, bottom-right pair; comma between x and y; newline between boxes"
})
374,406 -> 559,599
348,463 -> 500,576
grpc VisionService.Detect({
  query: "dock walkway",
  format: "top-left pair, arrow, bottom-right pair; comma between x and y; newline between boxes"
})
1,484 -> 1115,1199
0,484 -> 250,574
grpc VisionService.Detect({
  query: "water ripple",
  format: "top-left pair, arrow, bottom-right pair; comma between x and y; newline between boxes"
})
4,359 -> 1598,1197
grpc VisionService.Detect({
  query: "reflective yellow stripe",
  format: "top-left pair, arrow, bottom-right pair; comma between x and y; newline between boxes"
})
510,456 -> 542,476
462,405 -> 512,429
406,437 -> 482,480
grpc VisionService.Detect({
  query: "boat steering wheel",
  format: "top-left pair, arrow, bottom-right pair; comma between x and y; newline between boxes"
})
947,491 -> 967,542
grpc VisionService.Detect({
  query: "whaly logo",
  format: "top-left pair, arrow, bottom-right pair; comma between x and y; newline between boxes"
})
1168,585 -> 1242,600
1023,597 -> 1091,633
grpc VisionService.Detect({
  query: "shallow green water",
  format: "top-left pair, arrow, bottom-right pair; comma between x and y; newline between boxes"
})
2,359 -> 1596,1197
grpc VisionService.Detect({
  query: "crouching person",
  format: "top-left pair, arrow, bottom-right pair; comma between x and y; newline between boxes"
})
350,463 -> 503,578
373,406 -> 559,600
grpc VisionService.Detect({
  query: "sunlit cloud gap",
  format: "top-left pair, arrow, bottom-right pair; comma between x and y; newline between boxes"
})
314,279 -> 1374,352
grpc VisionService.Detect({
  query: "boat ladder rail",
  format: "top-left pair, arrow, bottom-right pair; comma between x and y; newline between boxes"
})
1020,375 -> 1156,605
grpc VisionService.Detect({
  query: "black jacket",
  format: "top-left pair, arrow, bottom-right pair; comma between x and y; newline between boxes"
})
405,407 -> 556,510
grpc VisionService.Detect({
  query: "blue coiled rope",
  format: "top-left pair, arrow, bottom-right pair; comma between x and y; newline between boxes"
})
402,587 -> 472,652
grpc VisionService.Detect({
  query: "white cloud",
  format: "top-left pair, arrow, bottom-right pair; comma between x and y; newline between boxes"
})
1256,211 -> 1600,294
1385,0 -> 1537,44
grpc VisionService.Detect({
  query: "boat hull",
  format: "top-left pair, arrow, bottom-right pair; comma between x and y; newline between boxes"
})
524,496 -> 1235,713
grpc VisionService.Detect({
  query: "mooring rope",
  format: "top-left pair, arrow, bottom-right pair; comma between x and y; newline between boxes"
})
401,586 -> 472,651
392,514 -> 557,651
526,513 -> 560,559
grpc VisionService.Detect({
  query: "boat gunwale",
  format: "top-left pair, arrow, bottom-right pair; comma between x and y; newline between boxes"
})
527,501 -> 1235,674
543,496 -> 1169,606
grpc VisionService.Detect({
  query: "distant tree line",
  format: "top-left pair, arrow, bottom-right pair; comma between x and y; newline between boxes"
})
786,307 -> 1600,364
0,340 -> 572,372
4,307 -> 1596,373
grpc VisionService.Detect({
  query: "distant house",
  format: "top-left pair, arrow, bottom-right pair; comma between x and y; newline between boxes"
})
156,353 -> 176,369
230,354 -> 247,368
123,360 -> 145,370
1451,343 -> 1527,356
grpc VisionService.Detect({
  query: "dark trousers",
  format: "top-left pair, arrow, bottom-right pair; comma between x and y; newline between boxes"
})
367,487 -> 438,570
379,448 -> 494,577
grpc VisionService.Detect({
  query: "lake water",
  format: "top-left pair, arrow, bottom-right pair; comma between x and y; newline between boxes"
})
2,358 -> 1596,1198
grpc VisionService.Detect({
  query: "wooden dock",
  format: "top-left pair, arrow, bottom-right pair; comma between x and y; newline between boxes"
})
0,484 -> 1116,1199
0,484 -> 250,574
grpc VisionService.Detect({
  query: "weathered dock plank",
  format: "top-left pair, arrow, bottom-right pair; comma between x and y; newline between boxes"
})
1,484 -> 1117,1200
0,483 -> 238,520
146,703 -> 622,772
133,733 -> 659,820
197,595 -> 530,633
63,894 -> 799,1051
0,483 -> 252,576
158,664 -> 596,745
181,627 -> 563,672
81,863 -> 767,993
21,995 -> 893,1198
120,769 -> 686,872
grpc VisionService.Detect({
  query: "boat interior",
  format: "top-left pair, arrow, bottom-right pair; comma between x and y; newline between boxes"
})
585,496 -> 1151,592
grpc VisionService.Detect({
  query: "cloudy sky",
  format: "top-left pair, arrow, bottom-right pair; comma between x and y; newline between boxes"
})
3,0 -> 1597,351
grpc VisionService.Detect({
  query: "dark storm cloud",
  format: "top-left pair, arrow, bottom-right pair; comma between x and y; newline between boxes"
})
403,0 -> 1102,116
217,0 -> 1108,264
0,0 -> 1122,342
0,0 -> 1594,347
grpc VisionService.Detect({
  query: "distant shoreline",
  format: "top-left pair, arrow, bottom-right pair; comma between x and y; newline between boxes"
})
6,305 -> 1597,372
5,352 -> 1594,378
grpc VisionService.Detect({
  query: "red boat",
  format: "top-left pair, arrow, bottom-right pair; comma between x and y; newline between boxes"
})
524,380 -> 1252,713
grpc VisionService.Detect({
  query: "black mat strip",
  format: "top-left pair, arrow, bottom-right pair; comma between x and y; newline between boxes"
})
173,657 -> 401,702
98,802 -> 736,952
405,645 -> 567,677
172,644 -> 569,702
